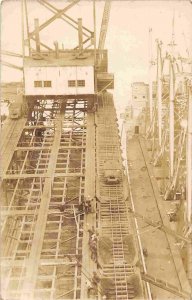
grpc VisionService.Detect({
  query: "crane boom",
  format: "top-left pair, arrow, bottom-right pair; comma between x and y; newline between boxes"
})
98,1 -> 111,50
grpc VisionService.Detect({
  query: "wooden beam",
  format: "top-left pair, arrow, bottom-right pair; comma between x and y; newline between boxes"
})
0,60 -> 23,71
1,50 -> 23,58
28,0 -> 80,38
16,146 -> 86,151
37,0 -> 92,36
3,172 -> 84,180
23,124 -> 86,129
1,208 -> 77,216
1,258 -> 77,267
29,37 -> 53,51
37,0 -> 81,34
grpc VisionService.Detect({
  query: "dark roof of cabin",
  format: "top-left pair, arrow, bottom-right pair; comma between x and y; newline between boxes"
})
24,50 -> 95,67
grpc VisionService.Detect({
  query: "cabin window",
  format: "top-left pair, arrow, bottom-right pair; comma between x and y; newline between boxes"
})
68,80 -> 76,87
44,81 -> 52,87
34,81 -> 42,87
77,80 -> 85,87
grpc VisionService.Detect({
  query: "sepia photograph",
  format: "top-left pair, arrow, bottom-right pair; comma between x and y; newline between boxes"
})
0,0 -> 192,299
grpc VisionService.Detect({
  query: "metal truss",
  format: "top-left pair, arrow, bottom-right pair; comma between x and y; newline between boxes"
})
1,98 -> 89,300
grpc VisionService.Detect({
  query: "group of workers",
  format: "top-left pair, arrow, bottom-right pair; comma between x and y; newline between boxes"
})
78,197 -> 93,214
78,195 -> 101,215
57,195 -> 101,217
56,195 -> 93,216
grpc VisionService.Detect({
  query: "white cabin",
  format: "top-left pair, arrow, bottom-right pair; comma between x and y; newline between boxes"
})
24,52 -> 95,97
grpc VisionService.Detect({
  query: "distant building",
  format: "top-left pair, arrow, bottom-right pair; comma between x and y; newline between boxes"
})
123,82 -> 149,137
131,82 -> 148,118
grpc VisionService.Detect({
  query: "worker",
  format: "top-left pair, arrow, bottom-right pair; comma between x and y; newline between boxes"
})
92,271 -> 100,291
78,200 -> 84,214
84,195 -> 94,213
85,279 -> 93,297
143,247 -> 148,257
84,200 -> 90,214
88,229 -> 93,239
88,226 -> 95,238
91,232 -> 97,242
58,202 -> 67,212
128,207 -> 133,213
90,240 -> 97,262
88,230 -> 98,248
95,195 -> 101,203
84,198 -> 93,213
169,213 -> 177,222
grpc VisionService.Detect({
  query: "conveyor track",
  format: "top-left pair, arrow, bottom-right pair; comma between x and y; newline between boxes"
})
96,93 -> 143,299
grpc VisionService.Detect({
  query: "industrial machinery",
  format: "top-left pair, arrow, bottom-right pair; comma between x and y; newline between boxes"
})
9,95 -> 24,119
103,159 -> 121,184
1,1 -> 191,300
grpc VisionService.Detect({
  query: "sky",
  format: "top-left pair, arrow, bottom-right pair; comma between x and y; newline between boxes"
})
1,0 -> 192,114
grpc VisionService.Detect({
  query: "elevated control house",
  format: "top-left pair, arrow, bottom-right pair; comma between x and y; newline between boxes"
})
24,51 -> 95,99
23,16 -> 114,112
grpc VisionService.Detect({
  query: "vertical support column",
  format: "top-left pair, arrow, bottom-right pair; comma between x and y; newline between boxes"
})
78,18 -> 83,54
148,28 -> 153,123
169,58 -> 175,179
187,241 -> 192,286
93,0 -> 98,95
186,85 -> 192,224
24,0 -> 31,56
21,0 -> 25,79
93,0 -> 96,63
187,85 -> 192,285
34,18 -> 40,53
157,41 -> 162,146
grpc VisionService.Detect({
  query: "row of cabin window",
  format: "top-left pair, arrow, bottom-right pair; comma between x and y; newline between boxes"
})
34,80 -> 85,88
